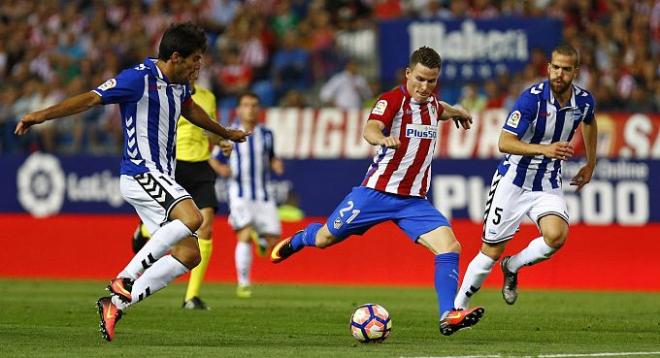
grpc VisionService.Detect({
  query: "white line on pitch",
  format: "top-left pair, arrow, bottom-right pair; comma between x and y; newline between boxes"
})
402,352 -> 660,358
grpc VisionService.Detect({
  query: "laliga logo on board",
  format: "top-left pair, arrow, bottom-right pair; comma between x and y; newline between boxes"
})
17,152 -> 66,218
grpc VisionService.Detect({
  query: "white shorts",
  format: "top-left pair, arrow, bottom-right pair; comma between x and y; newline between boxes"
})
120,173 -> 192,235
482,169 -> 569,244
228,197 -> 281,236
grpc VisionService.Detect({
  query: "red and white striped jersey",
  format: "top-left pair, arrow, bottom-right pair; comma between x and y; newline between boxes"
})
361,85 -> 444,197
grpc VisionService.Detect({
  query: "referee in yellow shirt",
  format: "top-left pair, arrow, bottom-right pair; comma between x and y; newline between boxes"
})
131,71 -> 230,310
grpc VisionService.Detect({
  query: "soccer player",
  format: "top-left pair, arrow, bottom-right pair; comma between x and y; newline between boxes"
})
210,92 -> 284,298
270,46 -> 484,336
453,44 -> 597,311
130,69 -> 233,310
14,23 -> 250,342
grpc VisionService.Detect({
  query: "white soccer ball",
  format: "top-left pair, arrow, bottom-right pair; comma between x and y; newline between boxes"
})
349,303 -> 392,343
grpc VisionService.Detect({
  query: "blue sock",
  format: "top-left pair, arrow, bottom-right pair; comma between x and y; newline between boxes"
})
434,252 -> 459,319
290,223 -> 323,251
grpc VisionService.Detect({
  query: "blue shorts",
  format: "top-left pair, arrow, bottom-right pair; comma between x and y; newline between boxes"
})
326,186 -> 450,242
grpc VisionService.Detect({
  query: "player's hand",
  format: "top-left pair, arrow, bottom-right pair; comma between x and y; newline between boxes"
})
570,164 -> 595,192
15,112 -> 46,135
271,158 -> 284,176
450,107 -> 473,130
226,128 -> 251,143
380,136 -> 400,149
543,141 -> 573,160
219,140 -> 233,156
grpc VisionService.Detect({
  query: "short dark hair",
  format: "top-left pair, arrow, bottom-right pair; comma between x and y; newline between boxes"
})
552,43 -> 580,67
237,91 -> 260,104
410,46 -> 442,69
158,22 -> 207,60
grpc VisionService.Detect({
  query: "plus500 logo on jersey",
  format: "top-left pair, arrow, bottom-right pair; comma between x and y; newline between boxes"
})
405,124 -> 437,139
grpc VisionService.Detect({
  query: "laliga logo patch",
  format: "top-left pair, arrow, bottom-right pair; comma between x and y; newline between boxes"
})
98,78 -> 117,91
333,216 -> 343,230
17,152 -> 66,217
506,110 -> 521,128
371,100 -> 387,116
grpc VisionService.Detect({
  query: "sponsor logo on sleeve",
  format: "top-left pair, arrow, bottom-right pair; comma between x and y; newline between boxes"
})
372,100 -> 388,116
506,110 -> 521,128
98,78 -> 117,91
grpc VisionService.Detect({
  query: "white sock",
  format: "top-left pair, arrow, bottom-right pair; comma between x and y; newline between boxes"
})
454,252 -> 496,309
118,220 -> 192,280
507,237 -> 557,273
112,255 -> 189,310
235,241 -> 252,286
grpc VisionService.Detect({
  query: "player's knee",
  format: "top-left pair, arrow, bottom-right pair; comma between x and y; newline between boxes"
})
543,226 -> 568,249
481,242 -> 505,260
172,247 -> 201,269
197,223 -> 212,241
181,211 -> 203,233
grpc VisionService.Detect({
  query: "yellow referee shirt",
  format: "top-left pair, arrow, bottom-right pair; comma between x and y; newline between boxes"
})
176,84 -> 217,162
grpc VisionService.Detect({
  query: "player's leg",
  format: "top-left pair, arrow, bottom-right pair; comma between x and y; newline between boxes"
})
397,198 -> 483,336
183,206 -> 215,309
501,191 -> 569,304
271,187 -> 384,263
454,172 -> 527,309
131,221 -> 151,254
235,225 -> 254,298
113,198 -> 203,308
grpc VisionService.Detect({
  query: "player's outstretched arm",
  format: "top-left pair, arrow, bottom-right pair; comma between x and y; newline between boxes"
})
570,119 -> 598,191
14,91 -> 102,135
363,119 -> 399,148
499,131 -> 574,160
182,101 -> 250,143
438,101 -> 473,130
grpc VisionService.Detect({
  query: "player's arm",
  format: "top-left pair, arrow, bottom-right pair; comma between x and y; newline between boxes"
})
438,101 -> 472,130
15,91 -> 101,135
570,116 -> 597,191
499,131 -> 574,160
271,157 -> 284,176
363,120 -> 400,148
182,100 -> 250,143
208,156 -> 232,177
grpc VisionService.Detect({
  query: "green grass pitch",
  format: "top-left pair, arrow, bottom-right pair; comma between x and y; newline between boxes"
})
0,279 -> 659,357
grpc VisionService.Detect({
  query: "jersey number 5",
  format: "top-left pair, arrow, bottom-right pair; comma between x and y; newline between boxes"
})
492,207 -> 503,225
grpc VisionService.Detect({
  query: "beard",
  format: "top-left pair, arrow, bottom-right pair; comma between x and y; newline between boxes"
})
550,79 -> 571,96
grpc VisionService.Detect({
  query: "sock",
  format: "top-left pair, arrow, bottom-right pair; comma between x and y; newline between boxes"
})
290,223 -> 323,251
507,236 -> 557,272
454,252 -> 496,309
235,241 -> 252,286
118,220 -> 192,280
184,238 -> 213,301
434,252 -> 460,319
112,255 -> 189,310
140,223 -> 151,238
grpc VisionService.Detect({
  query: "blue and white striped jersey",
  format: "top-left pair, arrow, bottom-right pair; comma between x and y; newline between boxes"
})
498,80 -> 596,191
93,58 -> 192,179
216,122 -> 276,202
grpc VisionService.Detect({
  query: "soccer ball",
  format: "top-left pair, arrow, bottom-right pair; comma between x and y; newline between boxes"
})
349,303 -> 392,343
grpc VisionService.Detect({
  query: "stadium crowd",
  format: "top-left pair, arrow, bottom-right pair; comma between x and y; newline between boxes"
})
0,0 -> 658,154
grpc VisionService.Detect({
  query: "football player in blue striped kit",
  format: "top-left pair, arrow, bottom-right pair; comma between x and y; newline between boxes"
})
210,92 -> 284,298
15,23 -> 250,342
454,44 -> 598,311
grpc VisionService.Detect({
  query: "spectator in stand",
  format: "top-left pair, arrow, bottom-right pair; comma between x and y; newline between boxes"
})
216,46 -> 253,109
459,82 -> 487,114
271,30 -> 309,101
484,79 -> 505,109
319,59 -> 372,109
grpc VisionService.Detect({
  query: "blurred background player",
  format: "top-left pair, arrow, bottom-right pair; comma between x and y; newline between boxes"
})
15,23 -> 250,341
454,44 -> 597,311
210,92 -> 284,298
130,69 -> 233,310
270,46 -> 483,336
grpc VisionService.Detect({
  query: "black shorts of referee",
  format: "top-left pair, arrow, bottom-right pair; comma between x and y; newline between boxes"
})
175,160 -> 218,211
